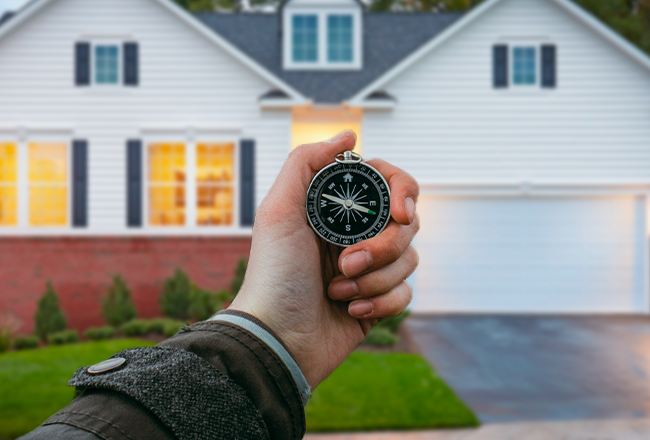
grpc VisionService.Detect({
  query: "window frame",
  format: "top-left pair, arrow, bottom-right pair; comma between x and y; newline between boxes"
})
91,40 -> 122,87
511,45 -> 538,87
143,134 -> 240,230
283,7 -> 362,70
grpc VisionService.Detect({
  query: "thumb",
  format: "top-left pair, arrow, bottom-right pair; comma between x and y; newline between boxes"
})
263,130 -> 358,214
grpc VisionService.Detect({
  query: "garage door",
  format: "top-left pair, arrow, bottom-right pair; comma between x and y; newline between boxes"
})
412,195 -> 647,313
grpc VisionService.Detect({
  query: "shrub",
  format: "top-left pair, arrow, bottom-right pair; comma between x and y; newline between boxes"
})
0,333 -> 10,354
216,289 -> 235,308
189,285 -> 216,322
230,257 -> 247,296
160,269 -> 192,320
120,319 -> 152,337
47,329 -> 80,346
365,327 -> 399,347
84,326 -> 116,341
14,335 -> 39,350
163,320 -> 185,337
146,318 -> 169,335
0,313 -> 21,353
102,275 -> 137,327
34,282 -> 67,342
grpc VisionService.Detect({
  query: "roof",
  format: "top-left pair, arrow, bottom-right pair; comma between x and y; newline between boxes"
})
195,12 -> 462,103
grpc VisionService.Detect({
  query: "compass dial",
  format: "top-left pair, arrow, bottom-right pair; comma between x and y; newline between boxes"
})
307,162 -> 390,247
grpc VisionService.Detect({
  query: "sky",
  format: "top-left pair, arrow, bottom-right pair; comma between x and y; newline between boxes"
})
0,0 -> 30,15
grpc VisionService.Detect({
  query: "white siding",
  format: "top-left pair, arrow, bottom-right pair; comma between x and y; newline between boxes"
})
362,0 -> 650,183
0,0 -> 291,234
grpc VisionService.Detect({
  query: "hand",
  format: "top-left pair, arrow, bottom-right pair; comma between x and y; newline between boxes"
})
229,130 -> 420,389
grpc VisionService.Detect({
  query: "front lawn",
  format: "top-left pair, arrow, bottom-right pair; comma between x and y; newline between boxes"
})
306,351 -> 479,432
0,339 -> 155,440
0,341 -> 478,439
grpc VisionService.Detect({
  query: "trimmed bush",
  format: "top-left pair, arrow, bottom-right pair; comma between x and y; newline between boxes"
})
189,286 -> 220,322
163,320 -> 185,337
146,318 -> 169,335
160,269 -> 192,320
365,327 -> 399,347
47,330 -> 79,346
230,257 -> 247,296
102,276 -> 137,327
84,326 -> 116,341
14,335 -> 39,350
35,282 -> 67,342
120,319 -> 152,337
0,333 -> 10,354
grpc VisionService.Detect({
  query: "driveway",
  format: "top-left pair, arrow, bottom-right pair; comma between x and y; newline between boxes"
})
406,315 -> 650,423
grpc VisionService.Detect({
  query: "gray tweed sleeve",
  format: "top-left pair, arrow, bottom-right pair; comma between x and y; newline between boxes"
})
68,346 -> 269,440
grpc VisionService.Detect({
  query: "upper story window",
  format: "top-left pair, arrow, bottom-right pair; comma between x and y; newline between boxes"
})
283,3 -> 362,70
94,45 -> 120,85
75,41 -> 139,87
493,43 -> 556,89
512,47 -> 536,86
292,15 -> 318,62
327,15 -> 353,62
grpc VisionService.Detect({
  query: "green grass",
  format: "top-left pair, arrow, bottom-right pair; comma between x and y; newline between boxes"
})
306,351 -> 479,432
0,339 -> 155,440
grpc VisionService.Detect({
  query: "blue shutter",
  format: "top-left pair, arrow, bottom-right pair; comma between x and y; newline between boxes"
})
72,140 -> 88,227
240,139 -> 255,227
75,42 -> 90,86
493,45 -> 508,88
541,45 -> 556,88
123,42 -> 139,86
127,140 -> 143,227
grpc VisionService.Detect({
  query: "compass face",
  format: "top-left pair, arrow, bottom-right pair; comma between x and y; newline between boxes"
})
307,162 -> 391,247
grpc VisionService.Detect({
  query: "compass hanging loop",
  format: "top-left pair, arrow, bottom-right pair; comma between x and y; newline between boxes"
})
335,151 -> 363,165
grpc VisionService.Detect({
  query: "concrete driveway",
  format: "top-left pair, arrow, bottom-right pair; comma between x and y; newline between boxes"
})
406,315 -> 650,423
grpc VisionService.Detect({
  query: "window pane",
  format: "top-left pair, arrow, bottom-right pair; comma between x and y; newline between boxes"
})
512,46 -> 537,85
95,44 -> 119,84
0,186 -> 17,226
0,142 -> 18,226
28,142 -> 68,227
148,143 -> 186,226
292,14 -> 318,62
196,142 -> 235,227
328,15 -> 353,62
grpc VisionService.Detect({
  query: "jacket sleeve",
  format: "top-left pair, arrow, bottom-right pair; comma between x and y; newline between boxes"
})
19,311 -> 308,440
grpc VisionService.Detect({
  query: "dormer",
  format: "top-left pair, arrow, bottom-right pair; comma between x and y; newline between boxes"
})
282,0 -> 363,70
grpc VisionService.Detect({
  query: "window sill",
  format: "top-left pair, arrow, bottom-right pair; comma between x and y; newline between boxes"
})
0,227 -> 253,237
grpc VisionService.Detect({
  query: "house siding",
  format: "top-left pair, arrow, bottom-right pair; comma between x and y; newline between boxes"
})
0,0 -> 291,233
362,0 -> 650,183
0,237 -> 251,335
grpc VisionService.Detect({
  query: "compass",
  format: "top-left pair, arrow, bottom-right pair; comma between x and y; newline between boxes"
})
306,151 -> 391,247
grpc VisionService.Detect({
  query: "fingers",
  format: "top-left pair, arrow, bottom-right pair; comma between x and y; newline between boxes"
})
338,212 -> 420,278
364,159 -> 419,226
347,280 -> 413,319
329,245 -> 418,301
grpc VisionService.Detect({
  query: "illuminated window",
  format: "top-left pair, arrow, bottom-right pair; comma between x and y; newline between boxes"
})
196,143 -> 235,226
0,143 -> 18,226
29,143 -> 68,227
148,143 -> 186,226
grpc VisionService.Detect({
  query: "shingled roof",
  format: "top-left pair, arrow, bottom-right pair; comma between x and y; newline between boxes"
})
195,12 -> 462,103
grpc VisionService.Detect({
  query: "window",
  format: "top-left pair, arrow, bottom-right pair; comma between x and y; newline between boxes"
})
196,143 -> 235,226
513,47 -> 536,85
0,143 -> 18,226
147,141 -> 236,227
328,15 -> 353,62
148,143 -> 186,226
94,45 -> 120,84
292,15 -> 318,62
28,143 -> 68,226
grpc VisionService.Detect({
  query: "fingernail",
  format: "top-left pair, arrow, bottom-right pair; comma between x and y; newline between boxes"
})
405,197 -> 415,224
342,251 -> 371,278
328,279 -> 359,300
326,129 -> 353,144
349,299 -> 373,318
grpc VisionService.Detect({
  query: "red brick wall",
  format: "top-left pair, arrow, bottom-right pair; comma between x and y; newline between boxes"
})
0,237 -> 251,335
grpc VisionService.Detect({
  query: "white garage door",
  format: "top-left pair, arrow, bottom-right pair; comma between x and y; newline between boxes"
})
412,195 -> 648,313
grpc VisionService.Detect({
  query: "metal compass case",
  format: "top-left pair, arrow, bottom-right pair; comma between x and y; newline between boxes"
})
307,151 -> 391,247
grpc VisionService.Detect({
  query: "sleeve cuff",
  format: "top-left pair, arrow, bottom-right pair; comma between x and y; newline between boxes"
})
208,311 -> 312,406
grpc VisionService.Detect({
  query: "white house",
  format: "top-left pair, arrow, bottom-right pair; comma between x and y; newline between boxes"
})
0,0 -> 649,333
